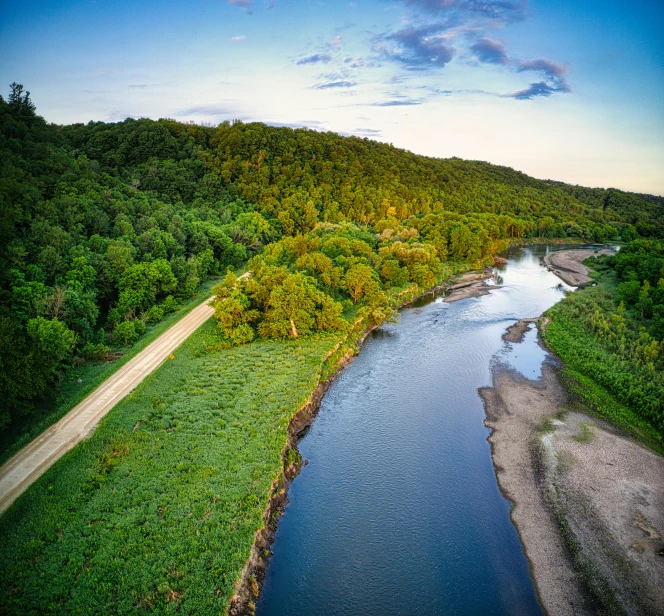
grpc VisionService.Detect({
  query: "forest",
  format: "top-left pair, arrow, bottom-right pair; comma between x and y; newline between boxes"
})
2,82 -> 664,440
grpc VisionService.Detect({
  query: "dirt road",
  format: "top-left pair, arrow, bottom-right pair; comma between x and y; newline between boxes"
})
544,248 -> 615,286
0,297 -> 215,515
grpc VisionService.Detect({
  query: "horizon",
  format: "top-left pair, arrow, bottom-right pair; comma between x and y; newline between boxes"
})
2,0 -> 662,195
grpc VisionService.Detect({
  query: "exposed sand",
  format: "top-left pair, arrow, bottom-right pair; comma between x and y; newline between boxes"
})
480,362 -> 595,616
502,318 -> 539,343
481,320 -> 664,616
544,249 -> 615,287
443,269 -> 500,303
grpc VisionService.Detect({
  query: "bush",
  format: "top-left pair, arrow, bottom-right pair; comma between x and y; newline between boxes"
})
81,342 -> 112,361
145,304 -> 165,323
114,320 -> 138,346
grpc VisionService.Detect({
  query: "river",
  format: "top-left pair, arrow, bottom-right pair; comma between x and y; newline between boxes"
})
256,245 -> 591,615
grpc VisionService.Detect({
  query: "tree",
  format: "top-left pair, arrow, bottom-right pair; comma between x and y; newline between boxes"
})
7,82 -> 36,117
258,273 -> 345,339
26,317 -> 76,373
344,264 -> 381,303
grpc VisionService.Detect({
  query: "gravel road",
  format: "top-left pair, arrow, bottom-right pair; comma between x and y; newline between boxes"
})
0,297 -> 215,515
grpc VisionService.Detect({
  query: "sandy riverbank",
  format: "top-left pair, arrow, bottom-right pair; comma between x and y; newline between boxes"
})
543,248 -> 615,287
443,268 -> 500,302
481,320 -> 664,615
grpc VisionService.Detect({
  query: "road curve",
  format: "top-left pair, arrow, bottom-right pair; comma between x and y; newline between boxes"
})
0,297 -> 215,515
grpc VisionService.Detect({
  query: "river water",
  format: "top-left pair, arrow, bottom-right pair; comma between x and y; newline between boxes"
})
257,245 -> 588,616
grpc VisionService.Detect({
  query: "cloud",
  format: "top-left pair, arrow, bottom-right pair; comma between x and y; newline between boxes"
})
371,99 -> 422,106
314,81 -> 357,89
403,0 -> 527,24
127,84 -> 148,89
296,53 -> 333,65
471,37 -> 508,64
517,58 -> 568,80
329,35 -> 342,50
230,35 -> 246,41
354,127 -> 382,135
378,23 -> 456,68
178,104 -> 237,116
502,81 -> 562,99
228,0 -> 253,11
514,57 -> 571,96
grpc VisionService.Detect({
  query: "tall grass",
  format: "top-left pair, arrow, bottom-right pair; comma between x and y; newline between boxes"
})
0,320 -> 337,614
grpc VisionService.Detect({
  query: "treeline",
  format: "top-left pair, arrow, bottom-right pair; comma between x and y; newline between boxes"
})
545,240 -> 664,447
1,82 -> 663,434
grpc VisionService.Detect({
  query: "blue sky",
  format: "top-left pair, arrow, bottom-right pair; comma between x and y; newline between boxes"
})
1,0 -> 663,194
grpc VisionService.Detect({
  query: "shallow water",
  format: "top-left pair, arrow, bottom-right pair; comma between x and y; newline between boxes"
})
257,245 -> 589,616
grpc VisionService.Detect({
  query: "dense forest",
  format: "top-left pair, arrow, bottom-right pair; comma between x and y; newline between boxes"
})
545,240 -> 664,449
2,82 -> 664,435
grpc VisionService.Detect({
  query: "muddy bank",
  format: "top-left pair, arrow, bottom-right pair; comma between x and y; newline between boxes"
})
502,318 -> 539,343
544,248 -> 615,287
481,320 -> 664,616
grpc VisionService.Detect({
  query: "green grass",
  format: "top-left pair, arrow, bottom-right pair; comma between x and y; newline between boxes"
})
0,277 -> 222,466
0,319 -> 337,615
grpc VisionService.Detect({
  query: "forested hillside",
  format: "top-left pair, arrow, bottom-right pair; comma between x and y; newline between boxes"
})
2,83 -> 663,436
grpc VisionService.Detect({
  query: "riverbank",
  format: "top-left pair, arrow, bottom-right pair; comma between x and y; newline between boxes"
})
543,248 -> 615,286
482,317 -> 664,615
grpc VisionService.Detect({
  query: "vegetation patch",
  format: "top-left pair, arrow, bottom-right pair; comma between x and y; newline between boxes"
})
0,319 -> 338,614
543,240 -> 664,454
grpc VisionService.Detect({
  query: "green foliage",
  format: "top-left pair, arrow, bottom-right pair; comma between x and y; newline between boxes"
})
114,320 -> 140,346
0,320 -> 337,614
1,82 -> 663,435
544,241 -> 664,451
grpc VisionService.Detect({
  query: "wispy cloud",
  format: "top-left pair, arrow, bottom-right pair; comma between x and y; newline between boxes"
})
128,84 -> 148,89
471,37 -> 508,64
371,99 -> 422,106
314,81 -> 357,89
329,35 -> 342,50
228,0 -> 253,12
502,81 -> 562,99
230,35 -> 246,41
510,58 -> 571,97
296,53 -> 333,65
403,0 -> 527,24
517,58 -> 568,81
178,104 -> 237,116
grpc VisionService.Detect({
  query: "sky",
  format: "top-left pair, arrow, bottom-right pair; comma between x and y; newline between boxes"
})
1,0 -> 663,195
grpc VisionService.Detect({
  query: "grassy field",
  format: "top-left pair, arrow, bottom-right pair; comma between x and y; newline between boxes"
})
0,277 -> 224,466
0,318 -> 338,614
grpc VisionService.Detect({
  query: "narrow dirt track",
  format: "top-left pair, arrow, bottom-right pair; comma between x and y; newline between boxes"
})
0,297 -> 215,515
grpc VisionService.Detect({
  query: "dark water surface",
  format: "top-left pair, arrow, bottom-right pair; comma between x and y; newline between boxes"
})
257,245 -> 592,616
